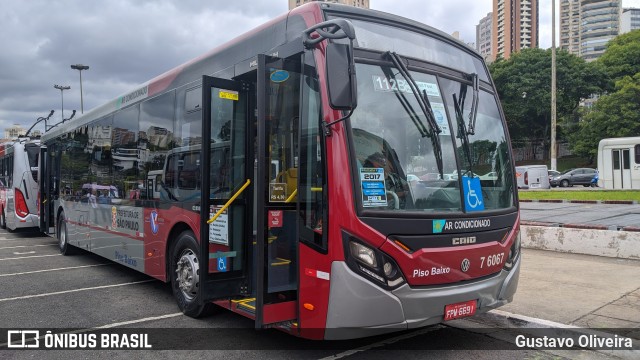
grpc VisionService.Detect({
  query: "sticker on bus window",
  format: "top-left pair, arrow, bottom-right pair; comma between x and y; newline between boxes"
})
209,205 -> 229,245
269,183 -> 287,202
371,75 -> 440,97
218,90 -> 239,101
462,176 -> 484,212
431,102 -> 451,136
360,168 -> 387,207
270,70 -> 290,83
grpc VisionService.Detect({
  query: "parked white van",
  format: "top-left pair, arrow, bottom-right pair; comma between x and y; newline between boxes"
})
515,165 -> 550,189
597,137 -> 640,189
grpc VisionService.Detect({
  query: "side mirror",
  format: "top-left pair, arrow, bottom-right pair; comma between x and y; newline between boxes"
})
326,43 -> 357,110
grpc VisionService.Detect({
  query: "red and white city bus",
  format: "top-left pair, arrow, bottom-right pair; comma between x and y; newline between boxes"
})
0,137 -> 41,231
39,3 -> 520,339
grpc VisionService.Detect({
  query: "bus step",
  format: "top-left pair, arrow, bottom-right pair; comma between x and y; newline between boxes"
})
232,298 -> 256,314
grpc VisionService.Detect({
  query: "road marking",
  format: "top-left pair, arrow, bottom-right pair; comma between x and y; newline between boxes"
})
0,254 -> 61,261
93,313 -> 184,328
0,237 -> 50,241
0,263 -> 111,277
488,309 -> 579,329
0,280 -> 154,302
317,326 -> 442,360
0,244 -> 56,250
13,251 -> 36,255
0,313 -> 184,347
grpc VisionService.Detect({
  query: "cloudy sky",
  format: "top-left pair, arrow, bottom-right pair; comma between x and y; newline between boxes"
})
1,0 -> 639,133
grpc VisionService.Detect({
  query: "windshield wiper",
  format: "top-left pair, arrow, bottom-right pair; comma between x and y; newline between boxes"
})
452,73 -> 479,177
385,51 -> 443,179
467,73 -> 479,135
380,67 -> 429,138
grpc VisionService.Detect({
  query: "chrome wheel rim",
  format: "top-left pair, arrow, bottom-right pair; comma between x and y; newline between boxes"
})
176,249 -> 199,301
59,222 -> 66,248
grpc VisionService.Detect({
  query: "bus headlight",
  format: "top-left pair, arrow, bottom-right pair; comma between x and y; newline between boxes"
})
343,232 -> 405,289
349,241 -> 377,268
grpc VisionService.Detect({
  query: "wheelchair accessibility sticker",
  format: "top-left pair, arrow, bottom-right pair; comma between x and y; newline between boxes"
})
217,256 -> 227,272
462,176 -> 484,212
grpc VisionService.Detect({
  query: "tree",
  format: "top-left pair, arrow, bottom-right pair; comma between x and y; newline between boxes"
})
569,73 -> 640,161
489,48 -> 604,159
597,29 -> 640,88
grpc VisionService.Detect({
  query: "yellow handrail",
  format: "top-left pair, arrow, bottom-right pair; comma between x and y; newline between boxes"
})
207,179 -> 251,224
285,189 -> 298,203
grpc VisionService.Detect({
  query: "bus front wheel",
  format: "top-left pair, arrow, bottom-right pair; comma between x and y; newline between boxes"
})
170,231 -> 215,318
0,209 -> 6,229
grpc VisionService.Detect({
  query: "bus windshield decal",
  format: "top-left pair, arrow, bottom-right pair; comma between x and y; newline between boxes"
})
360,168 -> 388,208
372,75 -> 440,97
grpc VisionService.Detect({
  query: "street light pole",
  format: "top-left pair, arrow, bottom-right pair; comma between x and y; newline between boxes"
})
551,0 -> 557,171
54,84 -> 71,125
70,64 -> 89,114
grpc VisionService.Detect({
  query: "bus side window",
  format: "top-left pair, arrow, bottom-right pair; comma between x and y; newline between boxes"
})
178,153 -> 199,189
165,155 -> 176,188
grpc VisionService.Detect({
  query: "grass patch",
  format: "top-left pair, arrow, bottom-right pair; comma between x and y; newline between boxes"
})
518,190 -> 640,202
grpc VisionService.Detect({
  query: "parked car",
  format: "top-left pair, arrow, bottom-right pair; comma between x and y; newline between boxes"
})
550,168 -> 597,187
406,174 -> 420,182
515,165 -> 550,189
548,170 -> 561,182
480,171 -> 498,181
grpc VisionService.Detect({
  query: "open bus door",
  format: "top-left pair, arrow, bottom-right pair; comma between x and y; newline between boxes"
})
252,54 -> 304,329
199,76 -> 253,303
39,146 -> 55,234
200,52 -> 305,330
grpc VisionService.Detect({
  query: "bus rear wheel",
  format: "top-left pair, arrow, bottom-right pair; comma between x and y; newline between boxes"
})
0,209 -> 6,229
58,213 -> 77,255
170,230 -> 215,318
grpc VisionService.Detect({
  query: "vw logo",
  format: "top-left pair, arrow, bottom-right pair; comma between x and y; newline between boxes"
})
461,258 -> 470,272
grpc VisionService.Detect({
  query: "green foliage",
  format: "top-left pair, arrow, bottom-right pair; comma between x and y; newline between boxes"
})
488,48 -> 604,146
569,73 -> 640,160
597,29 -> 640,87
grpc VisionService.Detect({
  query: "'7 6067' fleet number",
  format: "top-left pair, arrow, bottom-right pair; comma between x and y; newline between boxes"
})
480,253 -> 504,268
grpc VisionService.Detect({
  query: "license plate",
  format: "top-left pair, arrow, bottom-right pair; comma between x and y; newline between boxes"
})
444,300 -> 477,321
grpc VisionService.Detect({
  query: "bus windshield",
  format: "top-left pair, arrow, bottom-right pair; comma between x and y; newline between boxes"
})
350,62 -> 515,213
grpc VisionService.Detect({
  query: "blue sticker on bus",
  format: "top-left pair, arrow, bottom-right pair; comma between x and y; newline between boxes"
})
462,176 -> 484,212
270,70 -> 289,83
433,219 -> 446,233
217,255 -> 227,272
150,210 -> 159,234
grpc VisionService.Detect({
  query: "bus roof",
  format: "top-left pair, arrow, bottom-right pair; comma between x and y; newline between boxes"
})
41,2 -> 481,143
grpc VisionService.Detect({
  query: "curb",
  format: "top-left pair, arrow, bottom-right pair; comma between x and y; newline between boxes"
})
521,225 -> 640,260
521,220 -> 640,232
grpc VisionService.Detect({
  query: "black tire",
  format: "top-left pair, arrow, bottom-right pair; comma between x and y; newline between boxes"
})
170,230 -> 215,318
0,209 -> 6,229
560,179 -> 570,188
58,213 -> 77,255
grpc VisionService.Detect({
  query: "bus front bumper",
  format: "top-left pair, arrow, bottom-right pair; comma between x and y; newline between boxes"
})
324,256 -> 520,340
